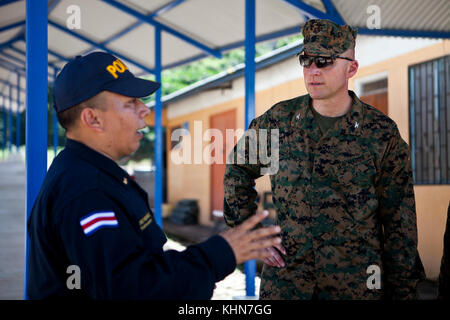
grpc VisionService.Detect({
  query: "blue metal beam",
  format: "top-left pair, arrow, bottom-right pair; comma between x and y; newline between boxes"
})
244,0 -> 256,298
24,0 -> 48,300
48,20 -> 155,75
0,33 -> 25,52
321,0 -> 345,25
162,25 -> 301,71
47,0 -> 61,14
101,0 -> 222,59
0,58 -> 26,74
283,0 -> 450,39
150,0 -> 187,18
9,43 -> 70,67
0,50 -> 27,67
3,44 -> 63,71
358,28 -> 450,39
0,0 -> 22,8
282,0 -> 331,21
0,20 -> 25,33
0,79 -> 17,88
154,25 -> 163,227
48,49 -> 70,63
79,0 -> 188,61
89,0 -> 188,49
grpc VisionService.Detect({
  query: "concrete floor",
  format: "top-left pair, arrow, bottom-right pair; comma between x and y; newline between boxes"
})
0,153 -> 26,300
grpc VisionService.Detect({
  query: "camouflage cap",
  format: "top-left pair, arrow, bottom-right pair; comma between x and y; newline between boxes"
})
301,19 -> 357,56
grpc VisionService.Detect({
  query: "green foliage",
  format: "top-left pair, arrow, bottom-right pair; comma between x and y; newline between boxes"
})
141,35 -> 302,103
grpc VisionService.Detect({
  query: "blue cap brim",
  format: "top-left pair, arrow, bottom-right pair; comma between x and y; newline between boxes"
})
102,77 -> 161,99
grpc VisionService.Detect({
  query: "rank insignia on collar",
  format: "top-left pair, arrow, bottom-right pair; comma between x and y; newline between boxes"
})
355,121 -> 359,128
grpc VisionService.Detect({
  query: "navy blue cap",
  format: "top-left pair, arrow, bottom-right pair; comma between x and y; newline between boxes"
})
53,51 -> 160,112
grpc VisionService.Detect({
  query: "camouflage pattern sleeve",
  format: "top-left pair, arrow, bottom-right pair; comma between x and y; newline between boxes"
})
376,126 -> 426,299
223,118 -> 264,228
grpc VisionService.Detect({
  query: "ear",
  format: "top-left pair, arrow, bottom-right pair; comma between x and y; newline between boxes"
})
347,59 -> 359,79
80,107 -> 104,132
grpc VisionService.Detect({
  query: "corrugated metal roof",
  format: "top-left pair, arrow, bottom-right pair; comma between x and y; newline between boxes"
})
0,0 -> 449,102
334,0 -> 449,32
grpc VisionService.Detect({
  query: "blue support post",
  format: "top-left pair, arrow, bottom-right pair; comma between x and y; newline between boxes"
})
154,26 -> 163,227
8,85 -> 13,152
24,0 -> 48,300
16,74 -> 20,151
244,0 -> 256,298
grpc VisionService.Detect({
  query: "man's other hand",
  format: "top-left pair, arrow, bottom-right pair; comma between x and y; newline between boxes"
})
262,244 -> 286,268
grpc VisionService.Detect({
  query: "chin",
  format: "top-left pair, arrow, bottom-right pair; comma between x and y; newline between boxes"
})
308,92 -> 325,100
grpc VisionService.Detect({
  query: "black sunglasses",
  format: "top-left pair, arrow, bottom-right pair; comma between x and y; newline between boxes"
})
298,53 -> 354,68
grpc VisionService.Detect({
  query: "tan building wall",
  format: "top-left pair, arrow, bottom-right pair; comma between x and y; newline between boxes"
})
165,40 -> 450,279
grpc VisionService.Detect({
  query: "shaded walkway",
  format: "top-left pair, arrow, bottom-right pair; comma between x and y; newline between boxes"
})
0,154 -> 25,299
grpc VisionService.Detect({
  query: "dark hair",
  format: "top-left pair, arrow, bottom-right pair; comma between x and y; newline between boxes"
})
56,94 -> 104,131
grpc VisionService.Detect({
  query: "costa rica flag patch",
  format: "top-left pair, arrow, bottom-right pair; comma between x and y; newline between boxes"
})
80,211 -> 118,236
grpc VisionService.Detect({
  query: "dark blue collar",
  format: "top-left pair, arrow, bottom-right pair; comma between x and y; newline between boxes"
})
65,138 -> 131,185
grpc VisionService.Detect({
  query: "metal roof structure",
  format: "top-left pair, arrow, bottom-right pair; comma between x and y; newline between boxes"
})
149,39 -> 304,106
0,0 -> 449,299
0,0 -> 449,98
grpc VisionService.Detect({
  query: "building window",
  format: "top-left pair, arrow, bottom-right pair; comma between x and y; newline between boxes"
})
409,55 -> 450,185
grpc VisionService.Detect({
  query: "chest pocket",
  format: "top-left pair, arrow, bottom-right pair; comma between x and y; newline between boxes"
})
333,153 -> 376,188
331,143 -> 379,224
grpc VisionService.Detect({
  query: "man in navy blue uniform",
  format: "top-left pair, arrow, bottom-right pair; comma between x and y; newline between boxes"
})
26,51 -> 281,299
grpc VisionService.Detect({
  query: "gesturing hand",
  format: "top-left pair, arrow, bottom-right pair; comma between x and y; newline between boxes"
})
220,211 -> 282,265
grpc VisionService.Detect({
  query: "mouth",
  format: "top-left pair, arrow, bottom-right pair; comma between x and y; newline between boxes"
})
136,127 -> 149,138
309,82 -> 324,86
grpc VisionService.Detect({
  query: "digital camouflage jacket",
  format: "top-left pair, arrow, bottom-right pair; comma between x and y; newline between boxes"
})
223,91 -> 425,300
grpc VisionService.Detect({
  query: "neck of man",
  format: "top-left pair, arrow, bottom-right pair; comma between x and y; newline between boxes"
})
66,131 -> 117,161
312,89 -> 353,117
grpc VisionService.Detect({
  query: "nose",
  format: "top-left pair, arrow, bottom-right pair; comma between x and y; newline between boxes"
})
308,62 -> 321,76
137,99 -> 150,119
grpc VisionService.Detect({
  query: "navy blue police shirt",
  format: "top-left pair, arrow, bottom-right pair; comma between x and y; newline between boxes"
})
26,138 -> 236,299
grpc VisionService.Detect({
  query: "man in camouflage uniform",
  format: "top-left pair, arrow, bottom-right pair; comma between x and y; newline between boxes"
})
223,19 -> 425,300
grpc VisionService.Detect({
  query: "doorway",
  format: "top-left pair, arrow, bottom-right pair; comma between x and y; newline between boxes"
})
209,109 -> 236,220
